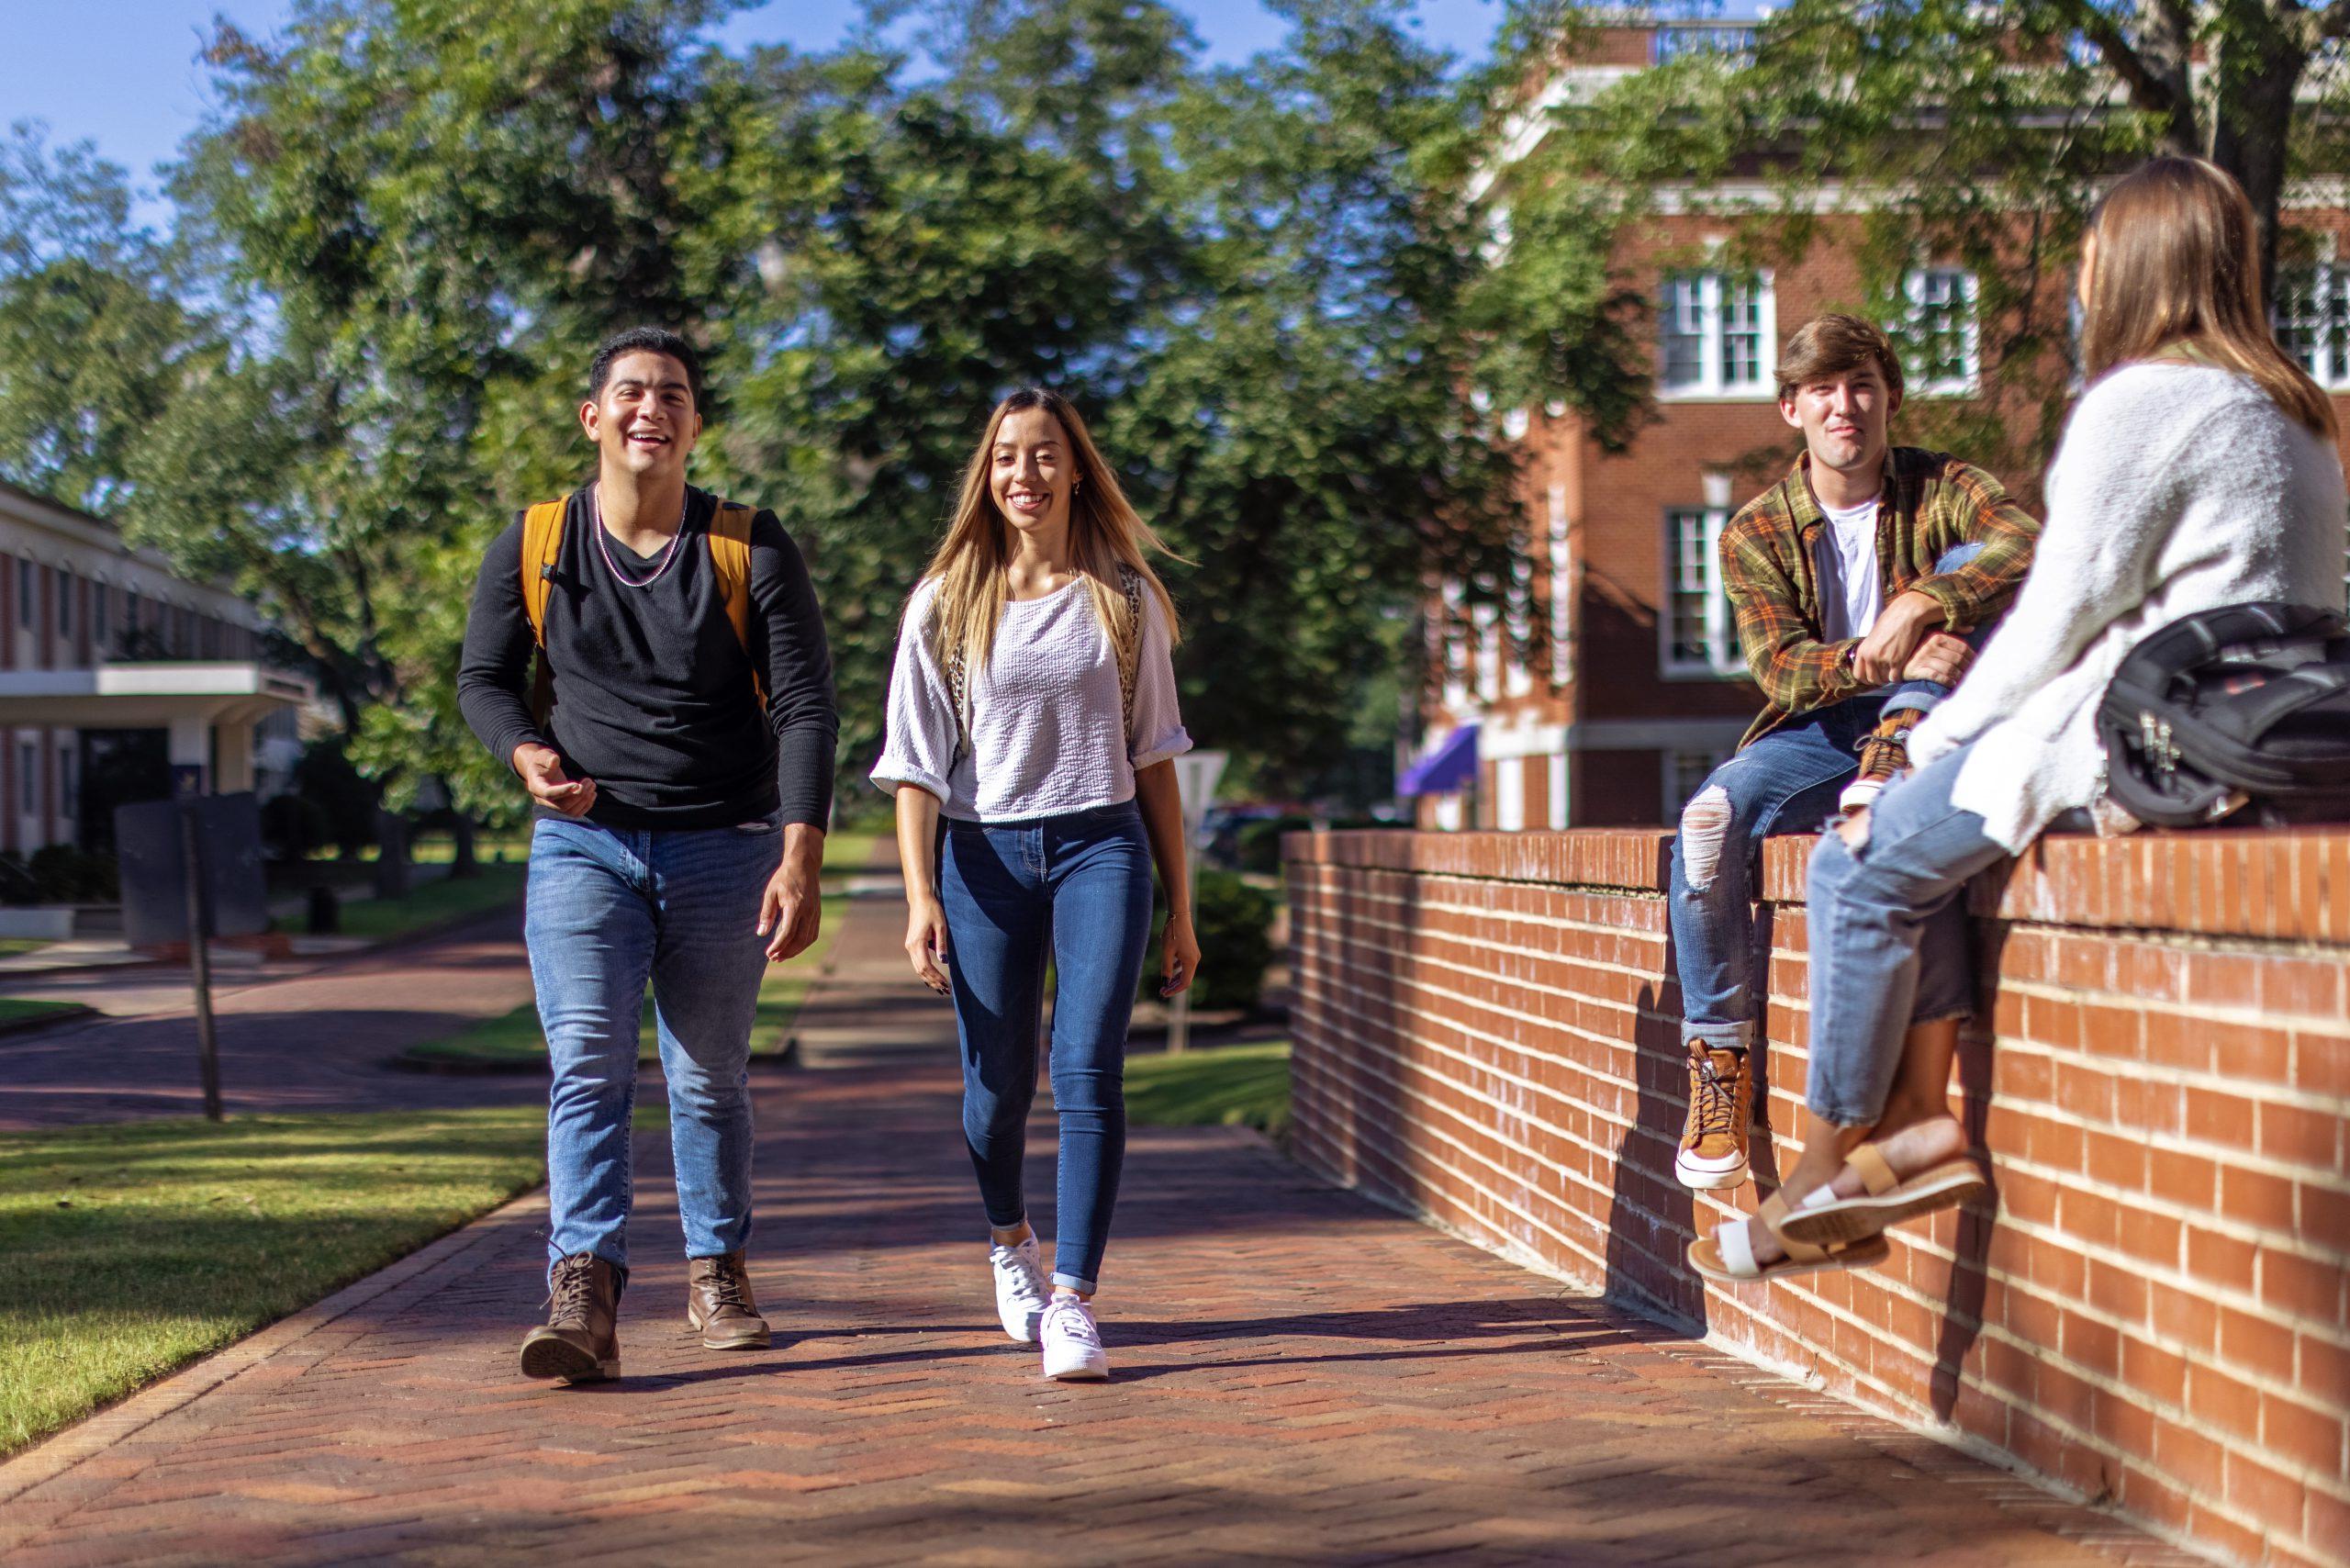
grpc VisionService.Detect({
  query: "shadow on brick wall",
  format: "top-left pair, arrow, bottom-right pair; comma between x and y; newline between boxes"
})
1604,882 -> 1710,1332
1931,917 -> 2009,1421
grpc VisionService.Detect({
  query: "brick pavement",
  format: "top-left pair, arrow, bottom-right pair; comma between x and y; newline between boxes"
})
0,908 -> 539,1129
0,1047 -> 2196,1564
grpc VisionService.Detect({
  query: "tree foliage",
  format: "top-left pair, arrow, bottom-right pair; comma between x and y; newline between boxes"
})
1475,1 -> 2350,480
0,0 -> 1528,816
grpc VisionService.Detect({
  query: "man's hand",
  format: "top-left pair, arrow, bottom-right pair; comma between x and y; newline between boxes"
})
1851,590 -> 1945,686
512,742 -> 596,817
757,824 -> 824,962
1901,631 -> 1973,689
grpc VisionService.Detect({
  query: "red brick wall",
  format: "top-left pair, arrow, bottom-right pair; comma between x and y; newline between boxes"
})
1286,826 -> 2350,1568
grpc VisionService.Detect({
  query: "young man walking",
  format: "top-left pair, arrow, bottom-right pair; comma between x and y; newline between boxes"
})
458,327 -> 837,1382
1671,314 -> 2039,1192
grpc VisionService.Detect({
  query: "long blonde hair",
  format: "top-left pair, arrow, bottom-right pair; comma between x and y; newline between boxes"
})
2081,156 -> 2337,441
923,387 -> 1181,683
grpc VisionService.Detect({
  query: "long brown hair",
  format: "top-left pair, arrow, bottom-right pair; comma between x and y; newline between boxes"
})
922,387 -> 1181,681
2080,156 -> 2337,441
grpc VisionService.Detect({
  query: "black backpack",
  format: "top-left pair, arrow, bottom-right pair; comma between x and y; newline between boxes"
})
2098,601 -> 2350,828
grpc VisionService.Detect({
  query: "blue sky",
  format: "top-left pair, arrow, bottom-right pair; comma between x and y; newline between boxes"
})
1,1 -> 1505,223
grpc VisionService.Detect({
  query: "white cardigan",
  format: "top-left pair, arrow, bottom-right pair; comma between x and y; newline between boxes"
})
1912,361 -> 2347,851
870,576 -> 1192,822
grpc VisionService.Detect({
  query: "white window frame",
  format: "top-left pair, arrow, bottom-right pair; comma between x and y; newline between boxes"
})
2275,257 -> 2350,390
1661,506 -> 1743,679
1658,270 -> 1776,401
1902,267 -> 1981,397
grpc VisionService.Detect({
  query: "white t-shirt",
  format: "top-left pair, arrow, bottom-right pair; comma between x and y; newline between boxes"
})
870,576 -> 1192,822
1814,494 -> 1884,643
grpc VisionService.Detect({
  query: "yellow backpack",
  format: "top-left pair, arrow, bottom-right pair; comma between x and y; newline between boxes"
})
519,497 -> 767,725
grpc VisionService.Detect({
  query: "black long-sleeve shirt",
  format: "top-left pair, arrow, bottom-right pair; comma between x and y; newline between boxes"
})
458,485 -> 837,830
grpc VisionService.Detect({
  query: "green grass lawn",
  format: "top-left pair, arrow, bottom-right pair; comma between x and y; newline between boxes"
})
402,892 -> 848,1069
816,830 -> 882,873
0,1106 -> 575,1456
1123,1040 -> 1291,1138
0,939 -> 56,958
322,863 -> 529,942
0,999 -> 86,1026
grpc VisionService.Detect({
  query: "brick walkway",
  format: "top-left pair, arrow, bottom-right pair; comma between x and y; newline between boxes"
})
0,909 -> 539,1129
2,968 -> 2188,1566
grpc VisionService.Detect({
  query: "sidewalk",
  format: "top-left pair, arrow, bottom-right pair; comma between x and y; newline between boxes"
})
0,892 -> 2195,1567
0,907 -> 538,1129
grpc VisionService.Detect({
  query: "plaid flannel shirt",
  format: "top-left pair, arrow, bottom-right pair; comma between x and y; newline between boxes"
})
1721,446 -> 2042,749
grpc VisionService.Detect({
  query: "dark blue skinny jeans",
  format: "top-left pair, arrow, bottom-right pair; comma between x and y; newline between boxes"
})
941,801 -> 1156,1294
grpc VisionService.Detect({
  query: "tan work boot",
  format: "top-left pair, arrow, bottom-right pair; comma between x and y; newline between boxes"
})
1839,707 -> 1922,817
520,1252 -> 622,1383
686,1251 -> 771,1350
1675,1045 -> 1752,1191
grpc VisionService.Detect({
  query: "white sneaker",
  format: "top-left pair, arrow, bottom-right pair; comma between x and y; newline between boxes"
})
1039,1294 -> 1109,1382
989,1237 -> 1049,1343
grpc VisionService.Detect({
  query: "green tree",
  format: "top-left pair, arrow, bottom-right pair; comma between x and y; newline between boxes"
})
0,126 -> 207,521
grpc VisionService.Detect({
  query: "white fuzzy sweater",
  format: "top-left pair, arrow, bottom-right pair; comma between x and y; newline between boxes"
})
1912,361 -> 2347,851
870,577 -> 1192,822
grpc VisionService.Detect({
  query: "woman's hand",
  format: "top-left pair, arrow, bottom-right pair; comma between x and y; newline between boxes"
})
906,897 -> 952,994
1159,908 -> 1202,997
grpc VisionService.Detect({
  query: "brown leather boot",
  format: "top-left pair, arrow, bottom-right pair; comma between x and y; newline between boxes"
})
686,1251 -> 771,1350
520,1252 -> 622,1383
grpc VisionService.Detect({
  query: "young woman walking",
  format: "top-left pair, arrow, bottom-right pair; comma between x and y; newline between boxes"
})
1694,155 -> 2348,1282
872,387 -> 1199,1380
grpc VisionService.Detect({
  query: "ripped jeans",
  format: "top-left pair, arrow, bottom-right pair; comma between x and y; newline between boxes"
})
1804,744 -> 2005,1124
1667,543 -> 1990,1051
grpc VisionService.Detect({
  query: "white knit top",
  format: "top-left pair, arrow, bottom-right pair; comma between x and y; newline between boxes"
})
870,576 -> 1192,822
1911,361 -> 2348,852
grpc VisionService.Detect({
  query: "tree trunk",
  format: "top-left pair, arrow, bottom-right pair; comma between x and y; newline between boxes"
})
2203,9 -> 2310,314
449,805 -> 478,880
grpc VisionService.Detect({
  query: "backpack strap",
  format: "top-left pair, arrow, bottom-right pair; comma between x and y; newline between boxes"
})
520,500 -> 567,729
520,500 -> 566,647
707,502 -> 766,711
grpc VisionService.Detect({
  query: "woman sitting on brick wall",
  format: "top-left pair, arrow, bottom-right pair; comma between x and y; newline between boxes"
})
1692,155 -> 2349,1283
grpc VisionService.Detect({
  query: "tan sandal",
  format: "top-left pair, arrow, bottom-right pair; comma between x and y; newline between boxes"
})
1687,1189 -> 1890,1285
1774,1142 -> 1987,1248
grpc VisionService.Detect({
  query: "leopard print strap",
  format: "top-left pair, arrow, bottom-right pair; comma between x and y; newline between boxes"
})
1115,565 -> 1144,744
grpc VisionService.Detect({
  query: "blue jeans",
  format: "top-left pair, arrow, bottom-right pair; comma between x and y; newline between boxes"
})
1668,542 -> 1985,1050
1804,744 -> 2008,1124
526,814 -> 777,1277
941,801 -> 1156,1294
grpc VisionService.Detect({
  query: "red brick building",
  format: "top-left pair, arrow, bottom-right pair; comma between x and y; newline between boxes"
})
1408,18 -> 2350,832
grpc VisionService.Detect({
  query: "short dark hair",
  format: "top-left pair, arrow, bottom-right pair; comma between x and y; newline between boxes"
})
1775,312 -> 1904,405
587,327 -> 704,409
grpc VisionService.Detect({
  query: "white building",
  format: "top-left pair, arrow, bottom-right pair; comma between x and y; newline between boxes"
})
0,479 -> 312,852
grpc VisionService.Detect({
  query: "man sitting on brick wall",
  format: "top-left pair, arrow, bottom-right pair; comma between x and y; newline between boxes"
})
1670,314 -> 2041,1193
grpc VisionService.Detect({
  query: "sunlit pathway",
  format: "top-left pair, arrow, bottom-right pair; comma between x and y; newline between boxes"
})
0,1041 -> 2192,1563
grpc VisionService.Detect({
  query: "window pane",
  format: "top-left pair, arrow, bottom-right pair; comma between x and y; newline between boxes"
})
2275,265 -> 2330,382
1661,277 -> 1707,388
1719,278 -> 1763,387
1667,510 -> 1714,664
1909,269 -> 1974,387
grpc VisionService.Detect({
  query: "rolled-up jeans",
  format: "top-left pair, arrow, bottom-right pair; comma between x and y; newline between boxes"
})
1668,541 -> 1989,1051
941,801 -> 1156,1294
1802,743 -> 2009,1125
526,813 -> 777,1277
